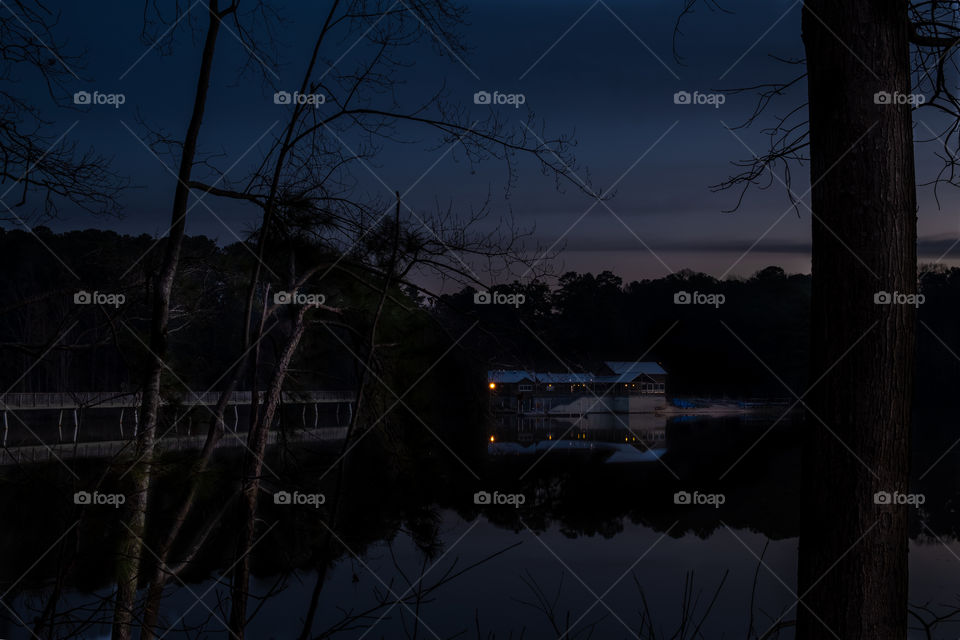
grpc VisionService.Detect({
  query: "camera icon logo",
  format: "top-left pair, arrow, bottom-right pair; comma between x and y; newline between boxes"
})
74,291 -> 92,304
73,491 -> 92,505
474,91 -> 492,105
274,91 -> 292,104
73,91 -> 92,105
874,91 -> 892,105
274,291 -> 292,304
673,291 -> 692,305
874,291 -> 891,304
474,291 -> 492,305
673,491 -> 692,505
673,91 -> 692,105
474,490 -> 492,505
274,490 -> 292,505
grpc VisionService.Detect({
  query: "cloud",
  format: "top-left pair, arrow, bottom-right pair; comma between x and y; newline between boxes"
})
559,232 -> 960,258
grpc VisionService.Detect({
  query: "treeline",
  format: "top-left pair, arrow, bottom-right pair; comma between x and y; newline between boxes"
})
440,265 -> 960,403
6,228 -> 960,404
439,267 -> 810,397
0,227 -> 485,424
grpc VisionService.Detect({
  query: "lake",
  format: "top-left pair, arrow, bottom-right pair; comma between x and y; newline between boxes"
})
3,412 -> 960,639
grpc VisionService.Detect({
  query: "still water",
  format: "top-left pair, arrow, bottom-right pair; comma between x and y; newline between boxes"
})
4,413 -> 960,639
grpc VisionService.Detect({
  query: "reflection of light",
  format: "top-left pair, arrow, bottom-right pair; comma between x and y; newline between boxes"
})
489,382 -> 496,390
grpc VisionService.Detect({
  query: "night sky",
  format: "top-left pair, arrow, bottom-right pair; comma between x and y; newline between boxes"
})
16,0 -> 960,283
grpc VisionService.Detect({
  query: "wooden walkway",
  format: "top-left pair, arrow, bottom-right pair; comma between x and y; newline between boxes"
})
0,427 -> 348,466
0,390 -> 356,410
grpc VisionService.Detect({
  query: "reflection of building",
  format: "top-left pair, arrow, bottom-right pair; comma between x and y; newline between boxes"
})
488,362 -> 668,419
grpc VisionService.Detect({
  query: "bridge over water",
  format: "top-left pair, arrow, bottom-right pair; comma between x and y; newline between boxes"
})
0,390 -> 356,463
0,390 -> 356,410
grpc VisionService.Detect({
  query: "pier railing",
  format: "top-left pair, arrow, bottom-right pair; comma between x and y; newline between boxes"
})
0,390 -> 356,410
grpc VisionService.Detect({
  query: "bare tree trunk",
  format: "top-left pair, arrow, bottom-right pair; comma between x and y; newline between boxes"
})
139,393 -> 233,639
798,1 -> 916,638
111,4 -> 223,638
229,304 -> 310,637
137,12 -> 345,630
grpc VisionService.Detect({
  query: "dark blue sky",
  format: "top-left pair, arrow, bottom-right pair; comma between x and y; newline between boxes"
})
17,0 -> 960,283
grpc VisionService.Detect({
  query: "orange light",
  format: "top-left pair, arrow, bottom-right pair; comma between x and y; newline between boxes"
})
490,435 -> 495,442
489,382 -> 496,390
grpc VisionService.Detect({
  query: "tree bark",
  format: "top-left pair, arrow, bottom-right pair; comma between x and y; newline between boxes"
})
229,304 -> 310,637
798,1 -> 917,638
111,4 -> 222,638
139,393 -> 233,639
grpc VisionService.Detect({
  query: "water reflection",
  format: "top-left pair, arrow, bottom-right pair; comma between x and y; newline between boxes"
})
493,411 -> 668,445
3,413 -> 960,638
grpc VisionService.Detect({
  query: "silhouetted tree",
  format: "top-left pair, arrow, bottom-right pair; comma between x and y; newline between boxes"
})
796,4 -> 918,638
0,1 -> 124,220
677,0 -> 926,636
